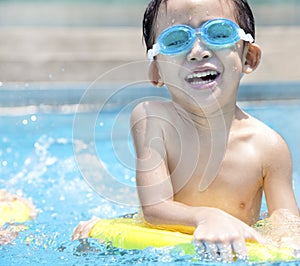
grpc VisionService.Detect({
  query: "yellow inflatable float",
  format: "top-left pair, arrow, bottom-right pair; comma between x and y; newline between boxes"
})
0,190 -> 36,244
88,217 -> 296,263
0,191 -> 36,226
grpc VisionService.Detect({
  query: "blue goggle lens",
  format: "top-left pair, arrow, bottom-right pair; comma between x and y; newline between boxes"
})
157,19 -> 242,55
158,25 -> 196,55
201,19 -> 240,47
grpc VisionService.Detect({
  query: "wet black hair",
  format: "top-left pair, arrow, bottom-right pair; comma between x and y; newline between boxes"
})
142,0 -> 255,51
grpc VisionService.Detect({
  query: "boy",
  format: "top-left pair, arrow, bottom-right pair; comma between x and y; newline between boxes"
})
73,0 -> 300,258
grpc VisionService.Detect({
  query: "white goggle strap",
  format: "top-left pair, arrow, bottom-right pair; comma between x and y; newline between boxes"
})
147,43 -> 161,61
238,29 -> 254,43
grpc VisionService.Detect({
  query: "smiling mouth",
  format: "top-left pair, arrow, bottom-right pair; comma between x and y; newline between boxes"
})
185,71 -> 219,86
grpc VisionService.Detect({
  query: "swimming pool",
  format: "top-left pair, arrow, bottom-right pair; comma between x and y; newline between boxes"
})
0,83 -> 300,265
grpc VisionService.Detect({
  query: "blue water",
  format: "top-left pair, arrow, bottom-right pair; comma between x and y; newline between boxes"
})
0,100 -> 300,265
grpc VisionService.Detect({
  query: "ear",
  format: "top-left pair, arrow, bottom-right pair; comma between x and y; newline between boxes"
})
242,43 -> 262,74
149,61 -> 164,87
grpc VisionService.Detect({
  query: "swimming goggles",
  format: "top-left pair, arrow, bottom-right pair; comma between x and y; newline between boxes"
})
148,18 -> 254,61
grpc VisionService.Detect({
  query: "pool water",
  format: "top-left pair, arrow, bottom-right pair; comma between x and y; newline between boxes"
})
0,100 -> 300,265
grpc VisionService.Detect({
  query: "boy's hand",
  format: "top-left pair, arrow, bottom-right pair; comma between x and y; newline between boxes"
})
72,217 -> 100,241
266,209 -> 300,250
193,208 -> 265,260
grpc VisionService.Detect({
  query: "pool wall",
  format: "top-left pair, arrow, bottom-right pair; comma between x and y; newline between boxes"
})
0,27 -> 299,84
0,82 -> 299,121
0,1 -> 299,85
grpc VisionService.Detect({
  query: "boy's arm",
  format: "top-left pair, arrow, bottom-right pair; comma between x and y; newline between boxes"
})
130,102 -> 264,257
262,131 -> 300,248
263,132 -> 299,216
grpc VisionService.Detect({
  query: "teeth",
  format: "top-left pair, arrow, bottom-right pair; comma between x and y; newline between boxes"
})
187,71 -> 218,80
186,70 -> 218,86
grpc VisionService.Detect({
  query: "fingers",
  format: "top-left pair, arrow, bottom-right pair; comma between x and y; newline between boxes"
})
203,242 -> 219,260
231,240 -> 248,260
72,221 -> 86,241
207,242 -> 234,262
217,243 -> 235,262
194,241 -> 247,262
72,217 -> 100,241
193,228 -> 250,261
193,228 -> 259,261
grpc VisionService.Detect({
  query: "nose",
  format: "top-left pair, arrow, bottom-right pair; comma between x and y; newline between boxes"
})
186,39 -> 212,61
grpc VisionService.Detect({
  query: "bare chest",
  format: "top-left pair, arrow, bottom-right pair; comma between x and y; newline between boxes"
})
166,130 -> 264,224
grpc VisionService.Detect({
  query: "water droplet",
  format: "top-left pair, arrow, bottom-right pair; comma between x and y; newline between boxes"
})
31,115 -> 37,122
22,119 -> 28,125
25,158 -> 31,165
59,196 -> 65,201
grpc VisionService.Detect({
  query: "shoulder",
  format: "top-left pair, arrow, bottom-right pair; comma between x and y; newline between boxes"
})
130,101 -> 172,138
131,100 -> 167,117
130,100 -> 175,127
240,110 -> 291,166
246,112 -> 287,148
130,101 -> 175,158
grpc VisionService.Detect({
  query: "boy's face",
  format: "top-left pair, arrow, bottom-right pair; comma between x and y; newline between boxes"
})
152,0 -> 256,110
